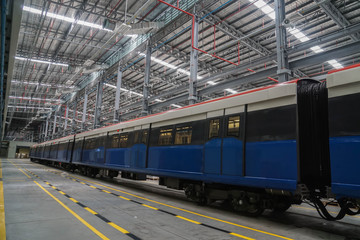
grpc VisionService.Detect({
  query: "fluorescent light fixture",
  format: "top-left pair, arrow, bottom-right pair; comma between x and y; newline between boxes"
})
15,56 -> 68,67
310,46 -> 324,53
327,60 -> 343,69
288,27 -> 310,42
249,0 -> 275,19
104,83 -> 143,97
225,88 -> 237,94
9,96 -> 63,102
8,105 -> 52,110
139,53 -> 203,79
126,34 -> 138,38
11,80 -> 76,88
154,98 -> 163,102
23,6 -> 112,32
171,104 -> 182,108
207,81 -> 217,85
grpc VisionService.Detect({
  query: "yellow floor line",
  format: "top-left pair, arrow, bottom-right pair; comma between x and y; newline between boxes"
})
0,160 -> 6,240
34,181 -> 109,240
73,176 -> 292,240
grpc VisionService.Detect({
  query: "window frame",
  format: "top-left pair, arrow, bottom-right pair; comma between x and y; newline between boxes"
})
157,126 -> 174,146
225,114 -> 241,138
174,124 -> 193,145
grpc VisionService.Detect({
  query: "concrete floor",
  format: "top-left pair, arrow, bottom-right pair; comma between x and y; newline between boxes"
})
1,158 -> 360,240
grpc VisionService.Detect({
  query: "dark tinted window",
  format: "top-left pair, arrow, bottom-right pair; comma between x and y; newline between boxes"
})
133,131 -> 141,144
209,119 -> 220,139
84,138 -> 96,150
246,105 -> 296,142
141,130 -> 148,144
227,116 -> 240,137
119,134 -> 128,148
108,134 -> 120,148
175,126 -> 192,145
158,128 -> 173,145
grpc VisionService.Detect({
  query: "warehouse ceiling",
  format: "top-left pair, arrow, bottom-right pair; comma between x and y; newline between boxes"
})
4,0 -> 360,141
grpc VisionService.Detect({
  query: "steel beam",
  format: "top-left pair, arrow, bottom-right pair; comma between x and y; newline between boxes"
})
189,16 -> 199,105
141,42 -> 151,116
113,65 -> 122,121
275,0 -> 290,82
316,0 -> 360,41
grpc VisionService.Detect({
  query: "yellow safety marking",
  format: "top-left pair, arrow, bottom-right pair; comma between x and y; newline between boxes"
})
176,215 -> 201,225
73,176 -> 293,240
102,190 -> 111,194
33,181 -> 109,240
51,186 -> 57,190
69,198 -> 79,203
230,232 -> 256,240
84,207 -> 98,215
107,222 -> 129,234
119,196 -> 130,201
45,182 -> 50,184
8,161 -> 31,179
90,186 -> 97,189
0,160 -> 6,240
142,204 -> 158,210
80,182 -> 86,184
59,191 -> 66,195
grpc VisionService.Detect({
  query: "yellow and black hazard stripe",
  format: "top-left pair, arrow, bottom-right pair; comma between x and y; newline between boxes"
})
23,168 -> 141,240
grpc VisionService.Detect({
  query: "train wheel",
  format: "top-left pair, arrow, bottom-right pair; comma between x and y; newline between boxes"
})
273,201 -> 291,213
246,205 -> 264,217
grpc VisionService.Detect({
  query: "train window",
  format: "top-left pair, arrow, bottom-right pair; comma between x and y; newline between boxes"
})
119,134 -> 128,148
227,116 -> 240,137
209,119 -> 220,139
158,128 -> 173,145
175,126 -> 192,144
109,134 -> 120,148
141,130 -> 148,144
133,131 -> 141,144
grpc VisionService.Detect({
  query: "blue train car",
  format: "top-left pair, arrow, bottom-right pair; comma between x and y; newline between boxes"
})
30,76 -> 360,219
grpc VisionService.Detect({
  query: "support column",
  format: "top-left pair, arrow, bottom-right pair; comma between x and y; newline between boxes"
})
53,111 -> 57,136
142,42 -> 151,116
39,124 -> 44,142
113,65 -> 122,121
189,15 -> 199,105
94,76 -> 104,129
44,116 -> 49,140
57,107 -> 62,138
275,0 -> 290,82
72,99 -> 77,134
63,104 -> 68,136
81,91 -> 88,131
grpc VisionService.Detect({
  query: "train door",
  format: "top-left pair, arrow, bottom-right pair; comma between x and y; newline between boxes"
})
204,118 -> 223,174
130,130 -> 147,168
221,114 -> 244,176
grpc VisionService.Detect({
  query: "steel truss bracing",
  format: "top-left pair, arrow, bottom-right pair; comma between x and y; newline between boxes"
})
3,0 -> 360,141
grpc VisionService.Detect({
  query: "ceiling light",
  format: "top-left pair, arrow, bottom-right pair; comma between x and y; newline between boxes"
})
207,81 -> 216,85
171,104 -> 181,108
139,53 -> 203,79
154,99 -> 163,102
225,88 -> 237,94
249,0 -> 275,20
15,56 -> 68,67
8,105 -> 52,110
9,96 -> 63,102
310,46 -> 324,53
327,60 -> 343,69
104,83 -> 143,97
23,6 -> 112,32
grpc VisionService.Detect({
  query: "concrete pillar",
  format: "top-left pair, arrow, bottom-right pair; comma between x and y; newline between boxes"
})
72,99 -> 77,134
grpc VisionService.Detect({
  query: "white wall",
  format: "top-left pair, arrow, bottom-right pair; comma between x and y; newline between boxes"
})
7,141 -> 35,158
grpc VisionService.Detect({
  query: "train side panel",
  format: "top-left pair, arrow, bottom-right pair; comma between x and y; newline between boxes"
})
327,67 -> 360,199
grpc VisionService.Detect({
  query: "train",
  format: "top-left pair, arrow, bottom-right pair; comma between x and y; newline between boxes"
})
30,64 -> 360,220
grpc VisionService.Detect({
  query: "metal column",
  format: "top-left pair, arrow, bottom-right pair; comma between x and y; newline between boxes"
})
189,15 -> 199,104
63,104 -> 68,136
0,0 -> 6,140
275,0 -> 290,82
57,107 -> 62,138
142,42 -> 151,116
44,116 -> 49,140
53,111 -> 57,136
72,99 -> 77,134
113,65 -> 122,122
81,91 -> 88,131
94,77 -> 104,129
